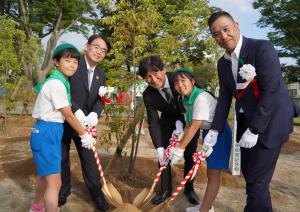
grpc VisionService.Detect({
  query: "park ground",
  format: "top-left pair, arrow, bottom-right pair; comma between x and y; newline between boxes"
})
0,115 -> 299,212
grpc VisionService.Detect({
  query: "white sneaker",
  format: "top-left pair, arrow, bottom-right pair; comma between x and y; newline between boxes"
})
186,204 -> 214,212
186,204 -> 200,212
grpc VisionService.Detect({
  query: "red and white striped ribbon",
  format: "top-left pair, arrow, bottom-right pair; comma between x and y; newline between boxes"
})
86,126 -> 104,178
154,166 -> 166,183
170,151 -> 207,201
163,134 -> 180,163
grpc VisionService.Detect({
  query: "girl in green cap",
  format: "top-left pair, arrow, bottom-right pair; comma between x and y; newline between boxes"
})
170,68 -> 232,212
30,43 -> 96,212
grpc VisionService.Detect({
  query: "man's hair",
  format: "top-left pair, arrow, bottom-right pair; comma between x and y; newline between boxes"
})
87,34 -> 111,53
208,11 -> 235,30
138,55 -> 164,78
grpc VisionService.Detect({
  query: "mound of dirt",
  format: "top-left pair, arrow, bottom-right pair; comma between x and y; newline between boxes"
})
0,116 -> 299,211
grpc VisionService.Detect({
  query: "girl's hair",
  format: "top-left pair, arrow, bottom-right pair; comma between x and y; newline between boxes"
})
53,48 -> 81,62
174,71 -> 202,88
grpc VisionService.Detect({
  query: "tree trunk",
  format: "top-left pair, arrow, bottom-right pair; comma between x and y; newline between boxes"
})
104,103 -> 145,174
18,0 -> 32,39
38,11 -> 63,82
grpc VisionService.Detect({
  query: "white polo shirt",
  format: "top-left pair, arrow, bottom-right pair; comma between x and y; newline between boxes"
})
32,79 -> 70,123
188,91 -> 217,130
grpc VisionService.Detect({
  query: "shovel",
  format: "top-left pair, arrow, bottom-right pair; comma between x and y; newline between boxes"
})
92,145 -> 123,207
132,121 -> 184,208
132,166 -> 166,208
132,135 -> 179,208
149,147 -> 213,212
86,126 -> 123,208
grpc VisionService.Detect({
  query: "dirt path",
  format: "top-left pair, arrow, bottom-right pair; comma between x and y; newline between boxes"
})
0,116 -> 299,212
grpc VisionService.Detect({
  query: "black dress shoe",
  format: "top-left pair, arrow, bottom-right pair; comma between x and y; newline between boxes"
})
94,194 -> 110,211
184,190 -> 200,205
151,191 -> 172,205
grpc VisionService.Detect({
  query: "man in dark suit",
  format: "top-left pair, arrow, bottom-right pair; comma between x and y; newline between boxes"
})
203,11 -> 297,212
58,35 -> 111,211
138,55 -> 200,205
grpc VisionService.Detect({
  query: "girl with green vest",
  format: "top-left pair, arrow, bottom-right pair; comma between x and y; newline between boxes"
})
170,68 -> 232,212
30,43 -> 95,212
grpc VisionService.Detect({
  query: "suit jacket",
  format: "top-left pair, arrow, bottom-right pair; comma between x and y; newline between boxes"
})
69,56 -> 106,116
143,72 -> 184,149
211,36 -> 295,148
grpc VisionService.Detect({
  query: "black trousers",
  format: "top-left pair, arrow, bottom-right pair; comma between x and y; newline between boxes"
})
237,113 -> 282,212
59,123 -> 102,201
160,130 -> 199,193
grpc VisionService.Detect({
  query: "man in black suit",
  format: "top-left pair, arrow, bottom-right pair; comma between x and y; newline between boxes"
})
203,11 -> 298,212
138,55 -> 200,205
58,35 -> 110,211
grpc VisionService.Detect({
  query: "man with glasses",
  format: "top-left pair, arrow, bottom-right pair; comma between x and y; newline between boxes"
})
138,55 -> 200,205
58,34 -> 111,211
202,11 -> 298,212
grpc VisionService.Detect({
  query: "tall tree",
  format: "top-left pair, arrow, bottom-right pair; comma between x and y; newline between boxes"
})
253,0 -> 300,65
1,0 -> 97,81
96,0 -> 213,70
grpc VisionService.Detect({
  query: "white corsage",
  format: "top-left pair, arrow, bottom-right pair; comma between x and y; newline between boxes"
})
98,86 -> 107,97
98,86 -> 111,104
239,64 -> 256,81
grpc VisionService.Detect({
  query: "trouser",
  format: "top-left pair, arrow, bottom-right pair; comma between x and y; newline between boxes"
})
160,130 -> 199,193
59,124 -> 102,202
237,113 -> 282,212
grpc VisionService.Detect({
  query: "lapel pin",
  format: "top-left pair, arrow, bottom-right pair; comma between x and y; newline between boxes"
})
96,76 -> 99,80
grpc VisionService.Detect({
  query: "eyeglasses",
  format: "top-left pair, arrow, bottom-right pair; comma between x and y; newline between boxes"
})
89,43 -> 108,54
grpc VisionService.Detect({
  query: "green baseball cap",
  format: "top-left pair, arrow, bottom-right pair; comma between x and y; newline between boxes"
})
52,43 -> 78,58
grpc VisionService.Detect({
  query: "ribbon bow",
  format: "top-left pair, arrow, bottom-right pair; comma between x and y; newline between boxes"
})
163,133 -> 180,163
86,126 -> 97,138
190,151 -> 207,181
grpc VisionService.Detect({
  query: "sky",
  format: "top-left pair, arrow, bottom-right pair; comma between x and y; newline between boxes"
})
42,0 -> 295,65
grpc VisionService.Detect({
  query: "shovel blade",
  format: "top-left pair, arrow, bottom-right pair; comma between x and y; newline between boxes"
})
132,188 -> 149,207
140,192 -> 156,210
149,202 -> 168,212
106,182 -> 123,206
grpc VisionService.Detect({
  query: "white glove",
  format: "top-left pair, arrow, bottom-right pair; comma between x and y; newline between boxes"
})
98,86 -> 107,97
157,147 -> 166,166
80,132 -> 95,150
130,102 -> 135,111
74,109 -> 87,127
170,147 -> 185,166
203,130 -> 219,149
239,128 -> 259,148
172,120 -> 184,140
86,112 -> 98,127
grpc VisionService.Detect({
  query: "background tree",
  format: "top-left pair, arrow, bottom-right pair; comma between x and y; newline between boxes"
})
0,0 -> 97,81
253,0 -> 300,64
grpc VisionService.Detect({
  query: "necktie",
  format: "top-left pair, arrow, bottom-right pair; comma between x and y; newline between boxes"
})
87,69 -> 93,90
162,88 -> 172,103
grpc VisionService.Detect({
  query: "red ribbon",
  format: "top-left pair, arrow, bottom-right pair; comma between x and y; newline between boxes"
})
99,95 -> 111,104
235,78 -> 260,101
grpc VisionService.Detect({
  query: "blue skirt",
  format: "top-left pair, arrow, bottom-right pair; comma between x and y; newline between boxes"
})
30,120 -> 63,176
202,122 -> 232,169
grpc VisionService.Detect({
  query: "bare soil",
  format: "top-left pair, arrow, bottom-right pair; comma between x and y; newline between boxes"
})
0,115 -> 299,212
